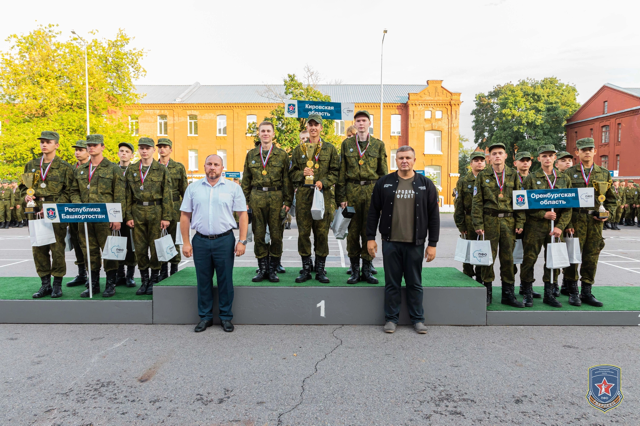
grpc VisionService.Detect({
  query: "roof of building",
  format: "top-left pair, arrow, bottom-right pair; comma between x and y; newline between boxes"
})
135,83 -> 429,104
567,106 -> 640,125
605,83 -> 640,99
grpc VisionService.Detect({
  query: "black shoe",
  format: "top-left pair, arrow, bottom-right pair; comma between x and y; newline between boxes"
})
66,264 -> 87,287
125,265 -> 136,287
346,266 -> 352,275
102,270 -> 117,297
560,278 -> 570,296
221,320 -> 234,332
3,221 -> 8,229
580,283 -> 603,307
484,282 -> 492,306
115,264 -> 126,286
543,282 -> 562,308
275,261 -> 286,274
81,270 -> 101,298
136,269 -> 150,295
253,257 -> 269,282
315,256 -> 330,284
300,259 -> 315,275
159,263 -> 168,282
148,270 -> 159,295
0,222 -> 5,229
501,283 -> 524,308
22,219 -> 28,227
603,222 -> 610,230
347,257 -> 360,284
295,256 -> 312,283
567,280 -> 581,306
613,223 -> 621,230
552,282 -> 560,298
8,221 -> 16,228
170,263 -> 179,276
268,257 -> 280,283
33,275 -> 52,298
370,264 -> 378,275
519,285 -> 541,299
361,259 -> 379,284
520,282 -> 534,307
17,221 -> 24,228
194,319 -> 213,332
51,276 -> 63,298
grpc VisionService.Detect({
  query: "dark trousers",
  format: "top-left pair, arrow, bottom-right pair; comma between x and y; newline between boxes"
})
193,231 -> 235,322
382,240 -> 425,324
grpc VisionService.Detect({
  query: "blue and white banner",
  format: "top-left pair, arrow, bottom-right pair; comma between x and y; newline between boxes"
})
284,100 -> 355,121
512,188 -> 595,210
224,171 -> 241,179
42,203 -> 123,223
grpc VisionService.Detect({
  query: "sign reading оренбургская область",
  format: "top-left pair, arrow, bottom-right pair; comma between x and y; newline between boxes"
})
512,188 -> 595,210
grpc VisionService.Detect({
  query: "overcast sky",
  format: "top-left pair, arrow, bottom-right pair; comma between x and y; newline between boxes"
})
2,0 -> 639,147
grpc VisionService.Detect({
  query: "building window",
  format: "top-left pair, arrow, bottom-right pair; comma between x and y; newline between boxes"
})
603,101 -> 608,114
246,114 -> 257,136
157,115 -> 168,136
424,130 -> 442,154
425,165 -> 442,186
425,110 -> 432,119
602,125 -> 609,143
601,155 -> 608,170
217,115 -> 227,136
617,123 -> 622,142
188,114 -> 198,136
435,110 -> 443,119
590,128 -> 593,138
334,120 -> 345,136
616,154 -> 620,171
369,114 -> 374,136
188,150 -> 198,171
129,116 -> 139,136
217,149 -> 227,170
391,115 -> 401,136
390,149 -> 398,171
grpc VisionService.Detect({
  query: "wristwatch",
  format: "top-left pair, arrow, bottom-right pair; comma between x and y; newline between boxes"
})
238,240 -> 247,245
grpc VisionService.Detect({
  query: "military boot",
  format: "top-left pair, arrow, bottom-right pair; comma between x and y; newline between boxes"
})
603,222 -> 610,230
8,220 -> 16,227
315,256 -> 330,284
252,257 -> 269,282
519,284 -> 541,299
159,263 -> 169,282
613,222 -> 621,230
552,280 -> 560,298
543,282 -> 562,308
347,257 -> 360,284
567,280 -> 581,306
51,276 -> 63,298
501,283 -> 525,308
170,263 -> 179,276
484,282 -> 492,306
125,265 -> 136,287
299,257 -> 314,275
3,221 -> 8,229
147,270 -> 159,295
17,220 -> 24,228
295,256 -> 312,283
361,259 -> 379,284
80,270 -> 101,298
520,281 -> 534,307
346,265 -> 352,275
268,257 -> 280,283
115,264 -> 126,286
560,277 -> 569,296
33,275 -> 52,298
0,222 -> 6,229
102,270 -> 117,298
580,283 -> 603,307
66,264 -> 87,287
136,269 -> 150,295
275,259 -> 286,274
370,264 -> 378,275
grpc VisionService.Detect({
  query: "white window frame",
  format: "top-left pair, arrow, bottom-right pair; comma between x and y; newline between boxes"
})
424,130 -> 443,155
435,110 -> 443,119
217,149 -> 227,170
188,114 -> 198,136
246,114 -> 257,136
425,110 -> 432,119
334,120 -> 345,136
129,116 -> 139,136
188,149 -> 198,171
157,115 -> 168,136
602,125 -> 610,143
390,149 -> 398,171
425,165 -> 442,186
217,115 -> 227,136
390,115 -> 401,136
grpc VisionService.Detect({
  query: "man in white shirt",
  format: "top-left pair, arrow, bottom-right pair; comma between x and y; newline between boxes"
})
180,154 -> 248,333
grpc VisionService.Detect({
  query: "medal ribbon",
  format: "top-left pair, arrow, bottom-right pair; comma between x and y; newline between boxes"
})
493,168 -> 505,193
544,169 -> 557,189
314,139 -> 323,162
580,163 -> 593,186
518,174 -> 523,185
122,165 -> 129,177
139,162 -> 151,187
356,134 -> 370,160
40,157 -> 53,183
261,144 -> 274,171
88,163 -> 97,185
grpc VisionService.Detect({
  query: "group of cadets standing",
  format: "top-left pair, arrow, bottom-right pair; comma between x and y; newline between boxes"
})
0,180 -> 26,229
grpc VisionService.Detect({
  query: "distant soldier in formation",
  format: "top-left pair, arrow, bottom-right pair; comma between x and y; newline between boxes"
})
65,140 -> 90,288
115,142 -> 138,287
555,151 -> 573,174
0,180 -> 14,229
10,181 -> 25,228
624,179 -> 638,226
608,179 -> 623,230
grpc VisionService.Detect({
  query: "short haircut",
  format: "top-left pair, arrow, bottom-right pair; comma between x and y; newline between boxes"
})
397,145 -> 415,156
258,121 -> 274,131
204,154 -> 223,165
346,125 -> 357,137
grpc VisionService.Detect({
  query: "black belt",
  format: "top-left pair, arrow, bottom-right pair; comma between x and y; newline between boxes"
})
252,186 -> 282,192
348,180 -> 377,186
302,184 -> 317,188
136,200 -> 161,206
196,230 -> 232,240
484,210 -> 513,218
173,195 -> 181,202
577,208 -> 597,216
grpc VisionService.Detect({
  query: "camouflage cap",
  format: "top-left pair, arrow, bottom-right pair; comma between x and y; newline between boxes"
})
556,151 -> 572,159
138,137 -> 155,147
72,140 -> 87,149
470,151 -> 486,161
628,179 -> 635,183
514,151 -> 532,161
576,137 -> 595,149
118,142 -> 134,152
307,113 -> 323,125
537,145 -> 557,155
354,110 -> 371,120
488,142 -> 506,152
37,131 -> 59,141
156,138 -> 173,147
86,134 -> 104,145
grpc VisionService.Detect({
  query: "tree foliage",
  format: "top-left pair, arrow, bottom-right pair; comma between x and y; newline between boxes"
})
457,134 -> 474,179
471,77 -> 580,168
0,24 -> 145,178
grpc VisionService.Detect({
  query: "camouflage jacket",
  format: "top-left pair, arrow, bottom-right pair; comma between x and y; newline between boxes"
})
564,164 -> 616,215
336,136 -> 388,203
612,185 -> 624,206
0,187 -> 14,203
241,144 -> 293,206
471,166 -> 526,230
453,172 -> 478,233
289,140 -> 340,190
522,169 -> 572,230
19,156 -> 74,209
124,160 -> 173,222
626,185 -> 639,205
70,158 -> 125,207
160,158 -> 188,203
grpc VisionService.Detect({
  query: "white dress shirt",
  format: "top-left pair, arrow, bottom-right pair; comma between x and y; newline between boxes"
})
180,177 -> 247,236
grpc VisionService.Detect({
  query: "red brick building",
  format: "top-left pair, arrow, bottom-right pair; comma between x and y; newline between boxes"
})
565,84 -> 640,178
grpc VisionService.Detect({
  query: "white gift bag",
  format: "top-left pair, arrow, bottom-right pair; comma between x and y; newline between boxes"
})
154,229 -> 178,262
331,208 -> 351,240
565,234 -> 582,264
454,236 -> 471,263
29,219 -> 56,247
265,225 -> 271,244
469,235 -> 493,266
290,197 -> 296,218
102,230 -> 128,261
311,187 -> 325,220
246,222 -> 253,243
512,239 -> 524,265
175,228 -> 184,245
546,237 -> 570,269
65,227 -> 74,252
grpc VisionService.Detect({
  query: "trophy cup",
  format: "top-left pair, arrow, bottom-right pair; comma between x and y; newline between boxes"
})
304,142 -> 318,185
593,181 -> 610,220
21,173 -> 37,214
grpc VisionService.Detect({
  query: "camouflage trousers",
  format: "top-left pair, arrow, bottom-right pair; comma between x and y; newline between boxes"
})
250,189 -> 285,258
625,205 -> 636,221
12,205 -> 23,222
0,201 -> 11,222
460,214 -> 483,279
118,222 -> 137,267
346,182 -> 375,261
68,223 -> 85,266
132,205 -> 163,271
79,222 -> 118,273
166,203 -> 182,265
32,222 -> 67,278
564,212 -> 605,285
296,187 -> 332,257
614,205 -> 623,223
481,215 -> 516,284
520,219 -> 561,284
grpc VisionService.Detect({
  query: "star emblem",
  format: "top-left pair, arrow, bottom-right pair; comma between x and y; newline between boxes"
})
596,378 -> 614,396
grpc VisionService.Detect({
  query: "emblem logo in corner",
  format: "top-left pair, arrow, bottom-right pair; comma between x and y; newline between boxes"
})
515,194 -> 525,207
586,365 -> 623,412
46,208 -> 57,220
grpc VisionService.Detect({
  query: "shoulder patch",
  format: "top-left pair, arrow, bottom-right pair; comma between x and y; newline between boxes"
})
473,186 -> 478,196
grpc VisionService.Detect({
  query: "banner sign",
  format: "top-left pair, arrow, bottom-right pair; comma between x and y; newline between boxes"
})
224,171 -> 241,179
512,188 -> 595,210
284,100 -> 355,121
42,203 -> 123,223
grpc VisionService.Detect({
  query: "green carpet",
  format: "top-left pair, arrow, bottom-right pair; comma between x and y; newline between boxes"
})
487,286 -> 640,311
0,277 -> 152,301
157,266 -> 483,288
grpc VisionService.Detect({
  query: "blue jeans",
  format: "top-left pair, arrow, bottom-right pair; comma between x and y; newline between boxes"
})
382,240 -> 425,324
193,232 -> 235,321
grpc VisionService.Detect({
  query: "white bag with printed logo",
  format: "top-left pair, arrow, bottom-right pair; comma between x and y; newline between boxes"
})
102,230 -> 128,261
565,234 -> 582,264
29,219 -> 56,247
154,229 -> 178,262
265,224 -> 271,244
65,227 -> 74,252
546,238 -> 570,269
311,187 -> 325,220
469,235 -> 493,266
454,236 -> 471,263
512,239 -> 524,265
330,208 -> 351,240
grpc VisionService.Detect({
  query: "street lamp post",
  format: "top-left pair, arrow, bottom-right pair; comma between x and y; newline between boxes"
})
71,30 -> 90,135
380,29 -> 387,139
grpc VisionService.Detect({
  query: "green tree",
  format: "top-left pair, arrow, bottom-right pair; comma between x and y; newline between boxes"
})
0,24 -> 145,178
457,134 -> 474,179
471,77 -> 580,168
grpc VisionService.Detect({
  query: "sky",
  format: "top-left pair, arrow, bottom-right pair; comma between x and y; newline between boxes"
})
2,0 -> 639,148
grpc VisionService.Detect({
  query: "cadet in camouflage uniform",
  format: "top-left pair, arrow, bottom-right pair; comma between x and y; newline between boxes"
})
624,180 -> 638,226
10,181 -> 24,228
0,181 -> 14,229
124,137 -> 173,295
555,151 -> 573,174
289,113 -> 340,283
616,180 -> 627,227
634,182 -> 640,227
609,179 -> 623,230
563,138 -> 616,307
19,131 -> 75,299
70,135 -> 125,298
65,140 -> 90,288
454,151 -> 485,283
520,145 -> 571,308
157,138 -> 188,280
115,142 -> 138,287
337,110 -> 387,284
471,142 -> 526,307
242,121 -> 293,282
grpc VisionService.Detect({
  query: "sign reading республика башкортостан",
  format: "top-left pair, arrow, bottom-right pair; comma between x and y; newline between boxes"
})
42,203 -> 123,223
512,188 -> 595,210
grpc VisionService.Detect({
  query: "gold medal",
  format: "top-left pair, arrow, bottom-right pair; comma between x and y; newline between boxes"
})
306,160 -> 313,168
314,164 -> 319,169
262,170 -> 267,175
498,193 -> 504,198
598,194 -> 606,202
359,160 -> 364,165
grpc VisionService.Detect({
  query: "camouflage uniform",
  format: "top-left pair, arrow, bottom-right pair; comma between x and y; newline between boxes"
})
336,133 -> 387,283
119,163 -> 137,268
612,182 -> 624,225
161,157 -> 188,268
0,184 -> 15,225
242,144 -> 293,281
626,182 -> 639,225
454,169 -> 483,281
11,185 -> 23,225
